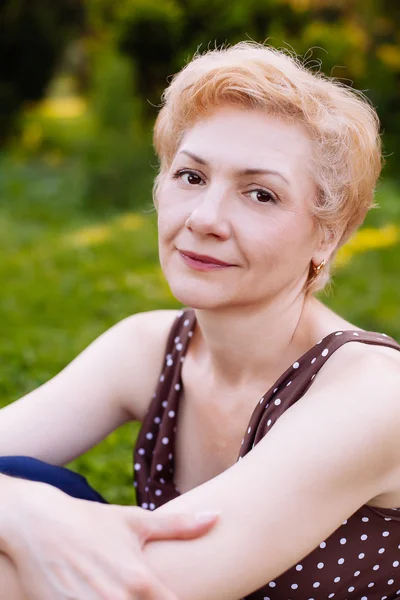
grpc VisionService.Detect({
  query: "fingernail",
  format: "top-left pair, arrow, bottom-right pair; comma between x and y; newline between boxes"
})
195,510 -> 221,524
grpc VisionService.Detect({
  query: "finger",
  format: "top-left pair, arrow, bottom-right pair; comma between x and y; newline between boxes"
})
131,509 -> 220,543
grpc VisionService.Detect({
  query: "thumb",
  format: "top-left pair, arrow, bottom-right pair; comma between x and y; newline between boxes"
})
127,508 -> 220,543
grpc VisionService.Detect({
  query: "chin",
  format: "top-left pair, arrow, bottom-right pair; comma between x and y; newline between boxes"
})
166,276 -> 233,310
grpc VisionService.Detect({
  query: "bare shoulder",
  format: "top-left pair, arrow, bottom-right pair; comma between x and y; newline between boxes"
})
303,334 -> 400,454
312,333 -> 400,388
114,309 -> 181,420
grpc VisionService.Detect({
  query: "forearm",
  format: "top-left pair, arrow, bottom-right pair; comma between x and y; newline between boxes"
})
0,473 -> 26,553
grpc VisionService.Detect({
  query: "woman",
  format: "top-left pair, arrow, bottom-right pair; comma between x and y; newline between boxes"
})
1,42 -> 400,600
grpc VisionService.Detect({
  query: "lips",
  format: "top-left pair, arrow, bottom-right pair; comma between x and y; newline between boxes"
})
179,250 -> 233,267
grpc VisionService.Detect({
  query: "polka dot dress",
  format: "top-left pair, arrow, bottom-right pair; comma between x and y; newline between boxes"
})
134,309 -> 400,600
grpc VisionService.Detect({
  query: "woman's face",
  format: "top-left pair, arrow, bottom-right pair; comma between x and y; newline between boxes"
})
157,105 -> 324,310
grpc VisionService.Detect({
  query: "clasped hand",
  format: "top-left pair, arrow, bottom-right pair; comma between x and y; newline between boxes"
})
4,481 -> 218,600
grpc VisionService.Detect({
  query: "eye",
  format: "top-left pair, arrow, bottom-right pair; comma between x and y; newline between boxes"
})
247,189 -> 277,204
173,169 -> 205,186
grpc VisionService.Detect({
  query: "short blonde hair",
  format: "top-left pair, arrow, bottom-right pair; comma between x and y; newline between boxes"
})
153,42 -> 382,293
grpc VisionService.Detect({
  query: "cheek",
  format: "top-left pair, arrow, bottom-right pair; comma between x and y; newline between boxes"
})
242,212 -> 315,265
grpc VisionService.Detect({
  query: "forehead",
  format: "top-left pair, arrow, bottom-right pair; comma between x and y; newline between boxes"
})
176,106 -> 313,176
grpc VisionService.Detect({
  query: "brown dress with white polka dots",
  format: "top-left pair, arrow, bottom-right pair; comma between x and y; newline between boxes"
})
134,309 -> 400,600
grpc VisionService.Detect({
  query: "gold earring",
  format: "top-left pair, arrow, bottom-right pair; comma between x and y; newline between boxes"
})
313,259 -> 325,274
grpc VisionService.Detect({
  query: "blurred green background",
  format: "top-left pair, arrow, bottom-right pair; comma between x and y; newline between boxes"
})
0,0 -> 399,504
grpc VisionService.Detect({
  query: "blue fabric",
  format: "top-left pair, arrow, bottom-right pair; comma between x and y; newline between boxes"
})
0,456 -> 108,503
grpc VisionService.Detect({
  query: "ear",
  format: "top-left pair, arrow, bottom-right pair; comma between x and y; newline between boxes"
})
312,225 -> 340,266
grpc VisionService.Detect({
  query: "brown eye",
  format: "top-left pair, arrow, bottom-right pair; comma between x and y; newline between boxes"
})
173,169 -> 205,186
248,189 -> 277,204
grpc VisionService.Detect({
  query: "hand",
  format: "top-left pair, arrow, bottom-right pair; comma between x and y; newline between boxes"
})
4,480 -> 219,600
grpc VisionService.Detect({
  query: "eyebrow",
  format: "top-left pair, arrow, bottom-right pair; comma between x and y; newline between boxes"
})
178,150 -> 291,187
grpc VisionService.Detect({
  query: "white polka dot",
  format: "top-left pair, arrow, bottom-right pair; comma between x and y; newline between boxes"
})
155,489 -> 162,496
384,517 -> 392,521
321,348 -> 329,357
144,485 -> 148,491
174,336 -> 180,343
342,519 -> 348,525
378,548 -> 385,554
162,437 -> 169,445
382,531 -> 390,537
176,343 -> 183,351
367,582 -> 374,588
328,594 -> 335,599
268,581 -> 276,588
142,502 -> 148,509
293,361 -> 300,369
273,388 -> 278,393
373,564 -> 380,570
311,357 -> 316,364
358,553 -> 365,559
259,397 -> 264,404
241,439 -> 244,445
317,562 -> 324,569
174,383 -> 181,391
291,584 -> 298,590
362,516 -> 369,522
149,503 -> 155,510
133,481 -> 138,487
160,478 -> 165,483
138,448 -> 145,455
311,374 -> 316,380
393,561 -> 399,567
154,416 -> 161,424
313,582 -> 320,588
168,410 -> 175,418
188,331 -> 193,337
348,586 -> 355,592
134,463 -> 141,471
338,558 -> 345,565
353,332 -> 360,336
334,577 -> 340,583
183,319 -> 190,326
319,541 -> 327,549
286,381 -> 292,386
295,564 -> 303,571
146,432 -> 153,440
388,579 -> 394,585
340,538 -> 347,545
162,401 -> 168,408
168,453 -> 173,460
247,427 -> 251,434
274,398 -> 281,405
160,374 -> 165,382
360,596 -> 368,600
156,464 -> 163,471
354,570 -> 361,576
335,331 -> 343,336
267,419 -> 272,426
361,534 -> 368,541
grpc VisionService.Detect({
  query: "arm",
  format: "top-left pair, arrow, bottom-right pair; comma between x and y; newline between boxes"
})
143,346 -> 400,600
0,310 -> 178,465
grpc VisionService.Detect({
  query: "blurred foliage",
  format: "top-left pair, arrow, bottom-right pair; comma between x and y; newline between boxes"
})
0,0 -> 84,143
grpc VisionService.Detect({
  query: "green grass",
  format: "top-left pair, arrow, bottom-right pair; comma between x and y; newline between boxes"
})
0,147 -> 399,504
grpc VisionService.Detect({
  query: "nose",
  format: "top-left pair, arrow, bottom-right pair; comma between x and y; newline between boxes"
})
184,184 -> 231,239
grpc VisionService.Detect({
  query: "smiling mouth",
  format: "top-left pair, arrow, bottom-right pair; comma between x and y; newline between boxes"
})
178,250 -> 235,271
179,250 -> 234,266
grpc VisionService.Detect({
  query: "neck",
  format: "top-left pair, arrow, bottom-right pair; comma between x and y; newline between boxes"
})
192,293 -> 323,388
